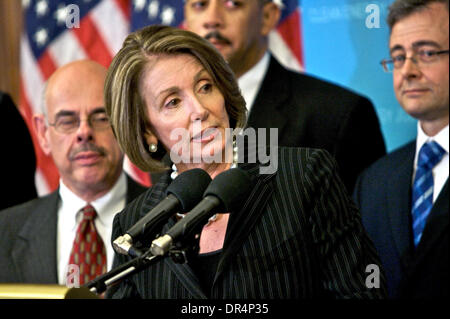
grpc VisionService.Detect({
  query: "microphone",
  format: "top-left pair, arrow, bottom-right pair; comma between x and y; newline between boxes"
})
113,168 -> 212,257
150,168 -> 251,256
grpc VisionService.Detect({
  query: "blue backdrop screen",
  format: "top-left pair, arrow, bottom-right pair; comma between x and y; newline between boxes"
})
300,0 -> 416,152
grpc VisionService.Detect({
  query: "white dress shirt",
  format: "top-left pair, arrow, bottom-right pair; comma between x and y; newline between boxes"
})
237,52 -> 270,114
57,173 -> 127,285
413,124 -> 449,203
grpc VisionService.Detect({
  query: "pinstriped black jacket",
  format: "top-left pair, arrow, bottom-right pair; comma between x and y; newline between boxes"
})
108,147 -> 387,299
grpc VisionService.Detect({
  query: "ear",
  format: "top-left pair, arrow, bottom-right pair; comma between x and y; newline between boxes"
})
261,2 -> 281,37
32,114 -> 51,156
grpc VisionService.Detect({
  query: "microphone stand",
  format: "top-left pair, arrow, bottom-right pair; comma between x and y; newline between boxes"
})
84,235 -> 201,295
84,247 -> 161,295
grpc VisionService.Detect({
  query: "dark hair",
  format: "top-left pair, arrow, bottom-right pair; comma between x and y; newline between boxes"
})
388,0 -> 449,29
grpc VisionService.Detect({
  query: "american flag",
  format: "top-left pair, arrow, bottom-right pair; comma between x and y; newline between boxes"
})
20,0 -> 149,195
20,0 -> 303,196
130,0 -> 304,70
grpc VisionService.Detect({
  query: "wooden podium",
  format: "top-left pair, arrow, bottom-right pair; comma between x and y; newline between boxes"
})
0,284 -> 99,299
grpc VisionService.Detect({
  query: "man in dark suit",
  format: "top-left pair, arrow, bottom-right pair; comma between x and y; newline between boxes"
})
183,0 -> 386,192
353,0 -> 449,298
0,91 -> 37,209
0,60 -> 147,285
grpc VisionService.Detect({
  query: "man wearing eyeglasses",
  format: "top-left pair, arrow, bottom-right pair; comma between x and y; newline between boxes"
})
0,60 -> 147,286
353,0 -> 449,298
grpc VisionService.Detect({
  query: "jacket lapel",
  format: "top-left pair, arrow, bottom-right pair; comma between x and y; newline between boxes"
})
11,192 -> 59,283
159,202 -> 208,298
138,172 -> 208,298
213,160 -> 276,286
386,143 -> 415,269
156,158 -> 276,297
164,248 -> 207,299
246,56 -> 289,139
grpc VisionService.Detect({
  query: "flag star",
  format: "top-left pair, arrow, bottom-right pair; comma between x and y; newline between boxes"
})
34,28 -> 48,47
54,4 -> 69,25
148,0 -> 159,19
22,0 -> 31,9
160,6 -> 175,25
273,0 -> 285,8
35,0 -> 49,17
134,0 -> 147,12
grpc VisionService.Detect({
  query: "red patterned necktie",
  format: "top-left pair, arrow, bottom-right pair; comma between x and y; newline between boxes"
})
68,204 -> 107,285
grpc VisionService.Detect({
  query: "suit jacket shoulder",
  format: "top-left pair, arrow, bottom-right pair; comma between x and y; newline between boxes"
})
0,192 -> 60,283
354,141 -> 415,199
125,174 -> 148,204
0,174 -> 147,284
112,172 -> 171,249
249,56 -> 386,193
0,174 -> 147,254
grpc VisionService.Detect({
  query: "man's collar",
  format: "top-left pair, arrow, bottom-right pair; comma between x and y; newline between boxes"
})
237,52 -> 271,112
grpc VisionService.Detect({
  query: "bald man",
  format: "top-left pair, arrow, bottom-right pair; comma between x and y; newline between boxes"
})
0,60 -> 147,286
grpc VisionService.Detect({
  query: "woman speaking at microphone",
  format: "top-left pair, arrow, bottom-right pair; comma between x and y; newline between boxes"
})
104,25 -> 386,299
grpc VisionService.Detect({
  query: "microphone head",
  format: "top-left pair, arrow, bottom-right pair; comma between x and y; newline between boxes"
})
203,168 -> 252,212
166,168 -> 212,211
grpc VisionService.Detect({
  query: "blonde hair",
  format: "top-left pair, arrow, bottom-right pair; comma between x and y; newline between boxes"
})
105,25 -> 247,172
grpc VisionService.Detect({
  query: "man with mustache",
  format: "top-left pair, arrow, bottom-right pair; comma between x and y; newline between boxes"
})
0,60 -> 147,286
183,0 -> 387,193
353,0 -> 449,298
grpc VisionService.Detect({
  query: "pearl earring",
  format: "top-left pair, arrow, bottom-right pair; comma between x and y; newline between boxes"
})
149,143 -> 158,153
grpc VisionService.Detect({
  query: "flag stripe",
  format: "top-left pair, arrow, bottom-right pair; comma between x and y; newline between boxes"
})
37,50 -> 57,83
72,15 -> 113,67
114,0 -> 131,21
277,9 -> 304,68
48,31 -> 88,66
20,35 -> 45,113
269,31 -> 303,72
91,0 -> 130,56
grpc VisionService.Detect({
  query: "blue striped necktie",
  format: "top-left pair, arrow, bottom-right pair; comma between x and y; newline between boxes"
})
411,141 -> 446,246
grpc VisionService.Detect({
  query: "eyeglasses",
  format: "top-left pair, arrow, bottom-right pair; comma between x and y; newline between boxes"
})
48,110 -> 111,134
380,49 -> 449,72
